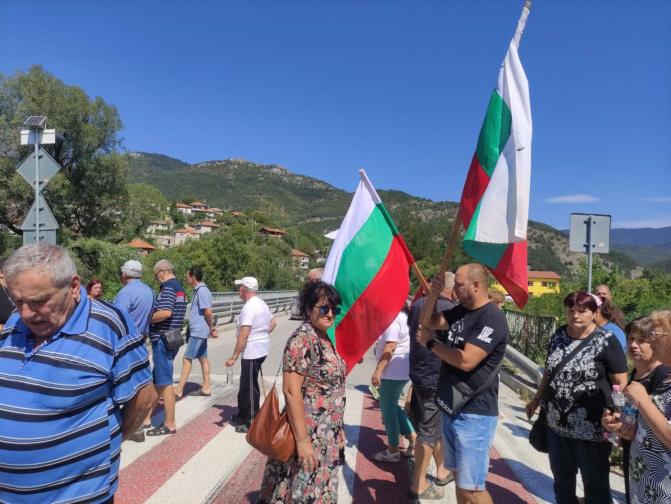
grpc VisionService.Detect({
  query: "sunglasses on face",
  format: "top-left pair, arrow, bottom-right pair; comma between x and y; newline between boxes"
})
316,304 -> 341,316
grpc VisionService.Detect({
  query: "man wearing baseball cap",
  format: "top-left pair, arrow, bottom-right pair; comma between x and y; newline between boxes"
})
114,260 -> 154,337
226,276 -> 276,433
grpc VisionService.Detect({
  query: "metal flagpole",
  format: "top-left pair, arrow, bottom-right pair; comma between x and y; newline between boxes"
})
586,215 -> 593,292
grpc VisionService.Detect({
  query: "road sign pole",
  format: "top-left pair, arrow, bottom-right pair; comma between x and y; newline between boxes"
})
585,215 -> 593,292
34,137 -> 40,243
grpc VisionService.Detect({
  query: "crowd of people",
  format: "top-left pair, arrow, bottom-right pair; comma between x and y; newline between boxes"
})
0,243 -> 670,504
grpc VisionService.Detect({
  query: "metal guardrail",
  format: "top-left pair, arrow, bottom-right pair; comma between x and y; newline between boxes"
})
503,308 -> 558,386
206,290 -> 299,325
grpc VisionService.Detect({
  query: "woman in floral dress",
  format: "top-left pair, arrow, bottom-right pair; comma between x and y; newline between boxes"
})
259,281 -> 346,504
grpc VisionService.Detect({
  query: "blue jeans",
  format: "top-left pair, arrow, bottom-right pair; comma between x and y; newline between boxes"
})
379,379 -> 414,448
442,412 -> 497,490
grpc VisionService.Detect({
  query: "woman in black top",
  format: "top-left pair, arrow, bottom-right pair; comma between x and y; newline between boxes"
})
526,291 -> 628,504
618,318 -> 670,504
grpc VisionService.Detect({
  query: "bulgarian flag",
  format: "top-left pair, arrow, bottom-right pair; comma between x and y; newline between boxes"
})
459,2 -> 533,308
323,170 -> 414,373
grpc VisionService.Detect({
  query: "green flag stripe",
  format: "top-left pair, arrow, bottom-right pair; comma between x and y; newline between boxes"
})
476,90 -> 512,177
464,239 -> 508,269
331,205 -> 394,337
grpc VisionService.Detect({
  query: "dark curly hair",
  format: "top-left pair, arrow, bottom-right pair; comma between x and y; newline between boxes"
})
299,281 -> 342,321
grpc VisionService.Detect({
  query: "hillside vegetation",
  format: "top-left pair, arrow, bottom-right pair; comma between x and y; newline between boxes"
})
128,151 -> 635,279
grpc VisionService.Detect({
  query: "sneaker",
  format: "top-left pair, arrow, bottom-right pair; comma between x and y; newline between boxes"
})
127,428 -> 145,443
371,448 -> 401,463
235,423 -> 250,433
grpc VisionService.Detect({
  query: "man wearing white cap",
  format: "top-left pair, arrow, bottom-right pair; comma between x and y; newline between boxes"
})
114,260 -> 154,337
226,276 -> 276,433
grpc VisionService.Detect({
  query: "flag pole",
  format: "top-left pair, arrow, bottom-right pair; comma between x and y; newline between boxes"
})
419,207 -> 462,327
418,0 -> 531,326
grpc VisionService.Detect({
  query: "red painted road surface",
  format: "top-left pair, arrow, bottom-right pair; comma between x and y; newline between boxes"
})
117,389 -> 537,503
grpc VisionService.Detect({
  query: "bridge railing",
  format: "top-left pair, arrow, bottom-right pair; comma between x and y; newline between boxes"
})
204,290 -> 299,325
503,308 -> 558,385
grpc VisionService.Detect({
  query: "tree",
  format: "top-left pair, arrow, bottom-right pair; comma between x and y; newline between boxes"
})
111,184 -> 170,242
0,66 -> 128,239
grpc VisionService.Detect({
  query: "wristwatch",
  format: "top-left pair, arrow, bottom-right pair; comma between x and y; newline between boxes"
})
426,339 -> 436,351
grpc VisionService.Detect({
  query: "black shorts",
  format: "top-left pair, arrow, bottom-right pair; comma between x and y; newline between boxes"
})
408,387 -> 444,447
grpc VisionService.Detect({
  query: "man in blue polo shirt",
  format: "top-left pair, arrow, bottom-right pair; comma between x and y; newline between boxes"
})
0,244 -> 156,504
114,259 -> 154,337
144,259 -> 187,436
174,266 -> 216,399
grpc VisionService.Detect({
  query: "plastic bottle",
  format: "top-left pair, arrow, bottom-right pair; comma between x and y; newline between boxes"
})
611,384 -> 638,428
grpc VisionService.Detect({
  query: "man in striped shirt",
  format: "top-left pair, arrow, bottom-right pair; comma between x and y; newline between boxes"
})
0,244 -> 157,504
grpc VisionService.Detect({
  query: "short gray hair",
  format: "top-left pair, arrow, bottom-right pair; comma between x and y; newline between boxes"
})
3,244 -> 77,289
153,259 -> 174,275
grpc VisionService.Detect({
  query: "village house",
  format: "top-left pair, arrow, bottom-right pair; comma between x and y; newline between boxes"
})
490,270 -> 561,298
193,221 -> 220,234
258,226 -> 287,238
291,249 -> 310,270
174,227 -> 200,246
127,238 -> 156,257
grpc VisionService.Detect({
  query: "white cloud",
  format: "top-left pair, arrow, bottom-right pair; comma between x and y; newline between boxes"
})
643,197 -> 671,203
544,194 -> 600,204
613,216 -> 671,229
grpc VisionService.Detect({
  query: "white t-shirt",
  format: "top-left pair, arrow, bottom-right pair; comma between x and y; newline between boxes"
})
374,311 -> 410,381
237,296 -> 273,359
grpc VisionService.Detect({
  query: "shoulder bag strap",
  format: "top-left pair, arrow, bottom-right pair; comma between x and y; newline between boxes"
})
548,331 -> 596,385
451,358 -> 504,416
270,328 -> 318,386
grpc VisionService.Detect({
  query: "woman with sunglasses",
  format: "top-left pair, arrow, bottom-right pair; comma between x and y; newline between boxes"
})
371,306 -> 417,463
259,281 -> 347,503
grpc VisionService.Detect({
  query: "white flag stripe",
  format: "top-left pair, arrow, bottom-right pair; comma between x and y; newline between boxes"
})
322,180 -> 376,284
474,40 -> 531,243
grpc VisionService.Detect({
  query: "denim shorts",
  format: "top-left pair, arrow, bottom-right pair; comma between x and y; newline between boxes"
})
151,337 -> 179,386
442,412 -> 498,490
184,336 -> 208,359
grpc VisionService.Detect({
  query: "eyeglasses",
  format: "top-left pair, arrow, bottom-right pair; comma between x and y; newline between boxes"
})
316,304 -> 341,316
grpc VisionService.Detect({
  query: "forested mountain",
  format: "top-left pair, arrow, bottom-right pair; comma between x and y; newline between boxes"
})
127,151 -> 637,278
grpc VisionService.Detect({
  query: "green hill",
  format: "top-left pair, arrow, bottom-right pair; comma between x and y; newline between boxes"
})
127,151 -> 635,278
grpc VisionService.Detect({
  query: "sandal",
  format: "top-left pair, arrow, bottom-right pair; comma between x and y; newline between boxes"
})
188,389 -> 211,397
146,424 -> 176,436
406,482 -> 444,500
402,445 -> 414,458
427,472 -> 454,486
371,449 -> 400,463
141,423 -> 152,429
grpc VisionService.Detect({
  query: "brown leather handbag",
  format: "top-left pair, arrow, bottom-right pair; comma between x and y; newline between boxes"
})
246,383 -> 296,462
246,331 -> 317,462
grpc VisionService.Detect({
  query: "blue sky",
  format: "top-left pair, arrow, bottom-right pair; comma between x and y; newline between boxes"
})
2,1 -> 670,229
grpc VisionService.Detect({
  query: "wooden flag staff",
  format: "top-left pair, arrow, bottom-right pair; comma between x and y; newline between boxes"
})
419,207 -> 462,327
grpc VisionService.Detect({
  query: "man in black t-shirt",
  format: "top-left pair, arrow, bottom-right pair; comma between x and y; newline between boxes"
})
418,263 -> 509,504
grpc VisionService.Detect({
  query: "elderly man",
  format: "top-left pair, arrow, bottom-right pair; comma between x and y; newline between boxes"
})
419,264 -> 509,504
114,259 -> 154,337
145,259 -> 187,436
594,283 -> 626,328
225,276 -> 276,433
0,244 -> 156,504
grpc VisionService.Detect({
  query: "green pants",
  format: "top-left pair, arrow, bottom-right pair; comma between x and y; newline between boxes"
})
379,378 -> 415,448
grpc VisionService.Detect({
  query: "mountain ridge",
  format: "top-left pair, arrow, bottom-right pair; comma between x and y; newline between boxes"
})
126,151 -> 640,277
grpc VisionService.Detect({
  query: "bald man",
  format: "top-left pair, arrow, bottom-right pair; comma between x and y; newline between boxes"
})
418,264 -> 509,504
